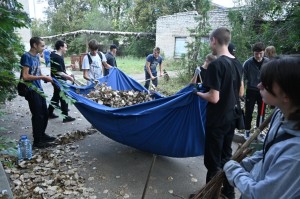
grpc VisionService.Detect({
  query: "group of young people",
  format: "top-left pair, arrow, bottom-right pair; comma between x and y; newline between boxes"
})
193,27 -> 300,198
20,29 -> 300,198
19,37 -> 118,148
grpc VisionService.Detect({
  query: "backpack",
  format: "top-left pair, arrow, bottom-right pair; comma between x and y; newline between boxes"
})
87,52 -> 103,65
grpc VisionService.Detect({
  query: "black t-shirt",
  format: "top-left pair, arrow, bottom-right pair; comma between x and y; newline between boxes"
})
50,52 -> 66,80
203,55 -> 243,127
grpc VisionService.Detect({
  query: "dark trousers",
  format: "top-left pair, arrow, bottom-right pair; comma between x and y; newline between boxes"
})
204,121 -> 235,198
25,90 -> 48,142
144,71 -> 158,89
48,83 -> 68,116
245,89 -> 266,130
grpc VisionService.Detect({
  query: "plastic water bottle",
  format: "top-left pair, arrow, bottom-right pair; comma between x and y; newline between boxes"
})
17,135 -> 32,162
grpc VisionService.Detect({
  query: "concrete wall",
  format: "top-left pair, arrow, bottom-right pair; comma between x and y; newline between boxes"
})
16,0 -> 32,51
156,8 -> 230,59
156,11 -> 198,59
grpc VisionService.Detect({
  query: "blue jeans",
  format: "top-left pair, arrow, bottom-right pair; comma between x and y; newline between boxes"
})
144,71 -> 157,89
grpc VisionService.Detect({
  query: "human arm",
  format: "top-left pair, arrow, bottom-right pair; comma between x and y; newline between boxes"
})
82,69 -> 91,81
81,55 -> 92,81
190,67 -> 201,84
55,71 -> 74,82
239,81 -> 244,97
145,61 -> 155,80
22,66 -> 52,83
224,156 -> 300,199
194,88 -> 219,104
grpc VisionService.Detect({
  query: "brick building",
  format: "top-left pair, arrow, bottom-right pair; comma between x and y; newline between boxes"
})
156,6 -> 231,59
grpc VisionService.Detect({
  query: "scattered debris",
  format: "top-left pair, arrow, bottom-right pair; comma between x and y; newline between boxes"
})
3,128 -> 98,199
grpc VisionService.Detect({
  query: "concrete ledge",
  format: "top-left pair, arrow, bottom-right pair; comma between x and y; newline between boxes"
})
0,162 -> 14,199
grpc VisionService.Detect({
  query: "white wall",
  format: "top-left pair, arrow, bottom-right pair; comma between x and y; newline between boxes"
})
16,0 -> 32,51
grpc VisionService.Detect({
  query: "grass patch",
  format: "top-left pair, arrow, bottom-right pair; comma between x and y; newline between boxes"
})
65,56 -> 180,75
157,72 -> 191,96
117,56 -> 145,74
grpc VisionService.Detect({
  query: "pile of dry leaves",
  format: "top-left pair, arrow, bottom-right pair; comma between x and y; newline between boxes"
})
85,83 -> 153,108
4,129 -> 97,199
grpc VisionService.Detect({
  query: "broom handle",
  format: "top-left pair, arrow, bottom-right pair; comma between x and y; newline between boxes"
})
231,109 -> 275,161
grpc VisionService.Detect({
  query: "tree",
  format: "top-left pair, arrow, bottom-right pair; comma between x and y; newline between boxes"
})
0,0 -> 31,103
228,0 -> 300,61
183,0 -> 211,76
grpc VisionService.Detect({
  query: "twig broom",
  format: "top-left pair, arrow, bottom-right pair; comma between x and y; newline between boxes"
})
192,109 -> 276,199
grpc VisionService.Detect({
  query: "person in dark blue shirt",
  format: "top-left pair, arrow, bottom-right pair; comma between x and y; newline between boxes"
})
43,47 -> 51,67
144,47 -> 163,90
20,37 -> 56,148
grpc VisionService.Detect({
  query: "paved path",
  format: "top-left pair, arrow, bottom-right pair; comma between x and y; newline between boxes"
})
0,66 -> 241,199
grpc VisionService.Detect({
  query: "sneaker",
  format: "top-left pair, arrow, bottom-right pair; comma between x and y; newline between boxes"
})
33,141 -> 54,149
244,130 -> 250,140
41,134 -> 56,142
63,116 -> 76,123
48,113 -> 59,119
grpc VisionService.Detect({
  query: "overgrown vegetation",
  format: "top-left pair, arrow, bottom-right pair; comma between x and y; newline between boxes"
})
0,136 -> 18,168
229,0 -> 300,62
0,0 -> 31,103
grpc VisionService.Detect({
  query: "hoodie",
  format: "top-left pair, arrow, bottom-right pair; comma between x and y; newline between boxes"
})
224,109 -> 300,199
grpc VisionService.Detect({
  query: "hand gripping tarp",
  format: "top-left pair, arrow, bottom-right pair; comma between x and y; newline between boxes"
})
63,68 -> 207,157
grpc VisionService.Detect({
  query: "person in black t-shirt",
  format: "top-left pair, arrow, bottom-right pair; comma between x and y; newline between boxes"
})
48,40 -> 76,123
193,27 -> 243,199
104,44 -> 118,76
243,42 -> 269,139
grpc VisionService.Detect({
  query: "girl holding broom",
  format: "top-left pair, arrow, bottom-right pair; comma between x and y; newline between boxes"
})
223,55 -> 300,198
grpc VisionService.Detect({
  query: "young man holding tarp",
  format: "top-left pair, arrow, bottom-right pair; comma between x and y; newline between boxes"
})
194,27 -> 243,199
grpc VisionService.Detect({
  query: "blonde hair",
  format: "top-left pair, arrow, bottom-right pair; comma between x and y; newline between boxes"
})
265,46 -> 277,58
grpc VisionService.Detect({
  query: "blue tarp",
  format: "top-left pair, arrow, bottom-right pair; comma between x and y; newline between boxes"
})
63,68 -> 207,157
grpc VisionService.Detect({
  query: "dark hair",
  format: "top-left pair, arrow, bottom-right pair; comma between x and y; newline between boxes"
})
261,55 -> 300,127
88,39 -> 99,51
228,43 -> 236,55
30,37 -> 43,48
54,40 -> 66,50
209,27 -> 231,45
110,44 -> 117,50
252,42 -> 265,52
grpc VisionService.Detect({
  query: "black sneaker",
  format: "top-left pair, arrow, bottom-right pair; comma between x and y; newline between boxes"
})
41,134 -> 56,142
48,113 -> 59,119
63,116 -> 75,123
33,141 -> 54,149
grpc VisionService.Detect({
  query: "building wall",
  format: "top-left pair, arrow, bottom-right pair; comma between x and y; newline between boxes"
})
156,11 -> 198,59
16,0 -> 32,51
156,8 -> 230,59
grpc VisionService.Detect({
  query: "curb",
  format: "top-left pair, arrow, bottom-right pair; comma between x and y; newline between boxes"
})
0,162 -> 14,199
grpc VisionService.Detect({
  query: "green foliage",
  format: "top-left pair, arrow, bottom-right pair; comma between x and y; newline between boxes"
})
229,0 -> 300,62
0,136 -> 18,168
0,0 -> 31,103
181,0 -> 211,76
